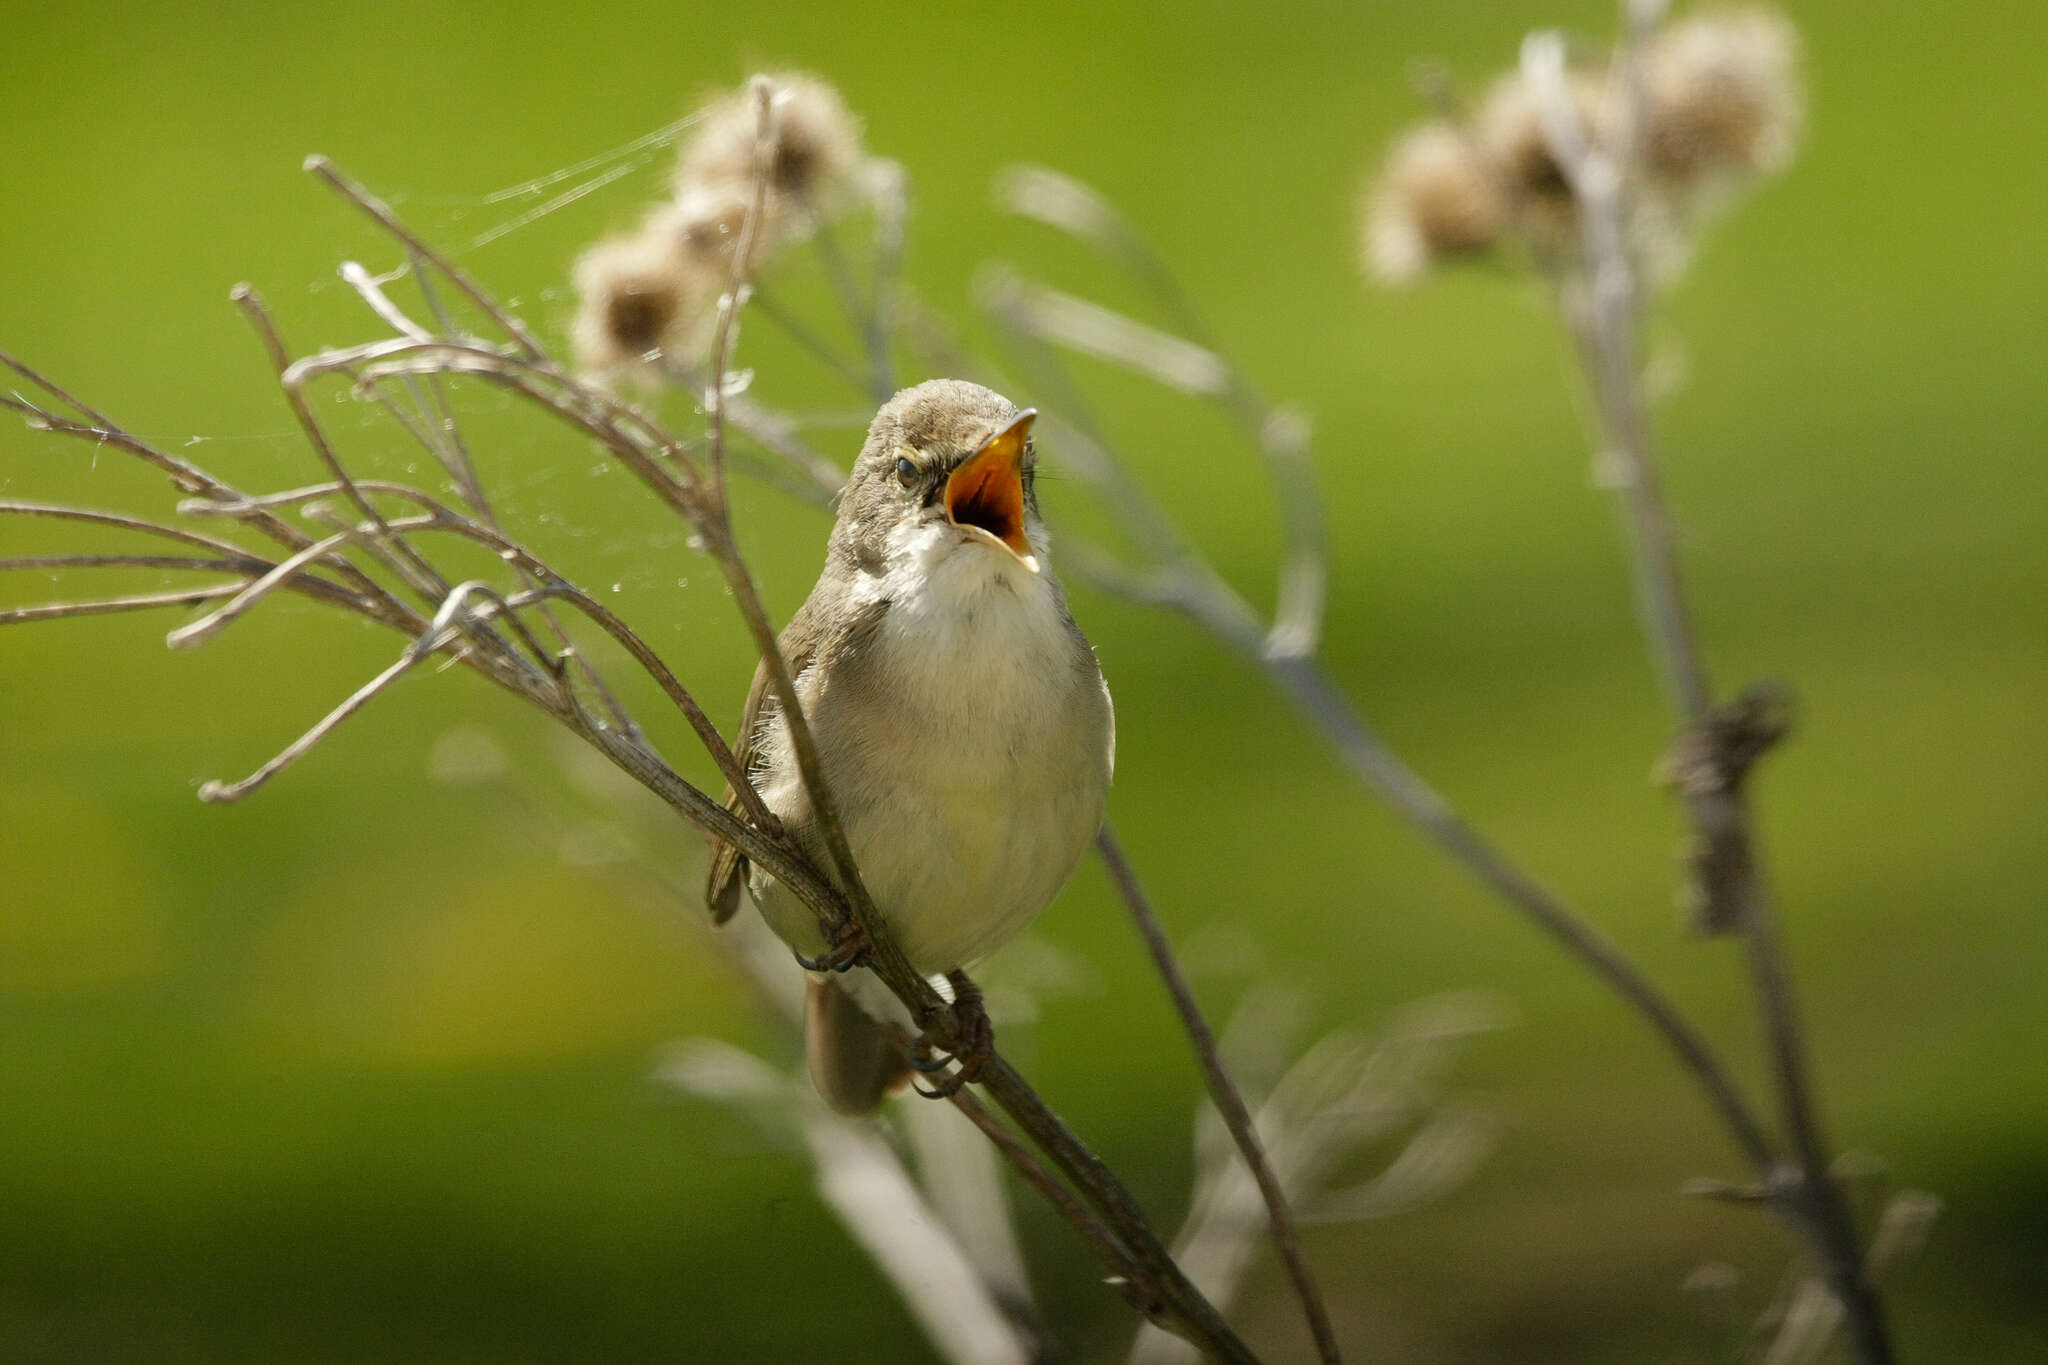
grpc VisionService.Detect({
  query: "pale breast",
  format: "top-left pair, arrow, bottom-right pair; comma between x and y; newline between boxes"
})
754,555 -> 1113,975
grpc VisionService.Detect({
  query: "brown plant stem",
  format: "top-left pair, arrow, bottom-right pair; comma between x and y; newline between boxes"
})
305,155 -> 546,359
695,293 -> 1262,1365
1264,652 -> 1777,1172
975,1055 -> 1261,1364
982,279 -> 1776,1176
353,257 -> 648,743
565,675 -> 1253,1359
0,368 -> 401,615
920,1052 -> 1147,1313
1521,20 -> 1892,1362
285,156 -> 1263,1363
1097,825 -> 1344,1365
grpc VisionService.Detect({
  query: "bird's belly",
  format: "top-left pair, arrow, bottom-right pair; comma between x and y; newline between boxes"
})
750,562 -> 1112,977
748,734 -> 1102,975
845,749 -> 1103,973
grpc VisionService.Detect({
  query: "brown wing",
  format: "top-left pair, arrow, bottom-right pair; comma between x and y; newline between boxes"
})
703,597 -> 824,924
704,657 -> 775,923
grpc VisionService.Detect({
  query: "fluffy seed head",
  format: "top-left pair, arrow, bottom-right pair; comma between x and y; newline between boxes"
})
1361,122 -> 1505,284
672,183 -> 776,272
1642,8 -> 1803,184
570,211 -> 710,380
1474,67 -> 1616,256
1355,7 -> 1801,287
676,72 -> 864,215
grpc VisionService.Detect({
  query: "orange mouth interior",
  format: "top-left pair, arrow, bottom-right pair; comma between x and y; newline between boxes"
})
944,413 -> 1038,571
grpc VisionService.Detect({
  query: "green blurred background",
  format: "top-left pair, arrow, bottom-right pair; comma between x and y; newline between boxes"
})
3,1 -> 2042,1360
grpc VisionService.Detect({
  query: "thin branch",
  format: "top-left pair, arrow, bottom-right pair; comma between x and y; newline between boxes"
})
235,288 -> 456,611
356,333 -> 646,741
339,260 -> 434,342
931,1069 -> 1150,1319
971,308 -> 1778,1177
1,359 -> 401,612
972,1055 -> 1259,1362
1098,826 -> 1343,1365
805,195 -> 894,401
2,584 -> 246,624
867,160 -> 909,396
689,83 -> 936,1014
198,635 -> 429,804
1263,651 -> 1777,1172
0,353 -> 120,430
204,579 -> 558,804
1250,406 -> 1325,661
305,155 -> 547,358
703,78 -> 780,504
180,478 -> 778,835
231,288 -> 495,678
1521,35 -> 1711,724
164,514 -> 437,651
991,168 -> 1327,657
4,159 -> 1266,1361
0,550 -> 372,616
2,499 -> 309,563
274,349 -> 815,843
2,553 -> 260,574
1521,19 -> 1890,1363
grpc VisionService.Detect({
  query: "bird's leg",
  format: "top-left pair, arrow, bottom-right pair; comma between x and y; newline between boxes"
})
912,970 -> 995,1099
792,915 -> 870,973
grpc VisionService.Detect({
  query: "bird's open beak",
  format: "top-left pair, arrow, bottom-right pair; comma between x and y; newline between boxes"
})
944,409 -> 1040,573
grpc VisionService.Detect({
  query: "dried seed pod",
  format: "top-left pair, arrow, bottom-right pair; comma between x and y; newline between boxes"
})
1474,66 -> 1616,260
1361,121 -> 1506,284
1643,7 -> 1803,186
676,72 -> 865,224
570,212 -> 712,380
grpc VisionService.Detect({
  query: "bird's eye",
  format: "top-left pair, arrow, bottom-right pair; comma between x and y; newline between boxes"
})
894,456 -> 919,487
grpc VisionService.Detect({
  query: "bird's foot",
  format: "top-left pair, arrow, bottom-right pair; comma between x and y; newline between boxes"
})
792,919 -> 870,974
912,972 -> 994,1100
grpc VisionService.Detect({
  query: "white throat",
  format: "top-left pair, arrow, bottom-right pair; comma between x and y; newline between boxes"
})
779,512 -> 1102,972
872,513 -> 1049,612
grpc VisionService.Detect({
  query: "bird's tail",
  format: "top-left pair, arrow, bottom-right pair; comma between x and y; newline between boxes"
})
805,975 -> 913,1115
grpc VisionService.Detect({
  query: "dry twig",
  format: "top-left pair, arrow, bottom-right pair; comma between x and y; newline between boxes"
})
1519,9 -> 1890,1359
1,124 -> 1262,1359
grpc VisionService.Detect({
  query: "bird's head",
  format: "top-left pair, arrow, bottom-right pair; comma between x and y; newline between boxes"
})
834,379 -> 1043,583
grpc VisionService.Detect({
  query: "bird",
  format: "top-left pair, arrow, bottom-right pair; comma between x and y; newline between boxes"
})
705,379 -> 1115,1115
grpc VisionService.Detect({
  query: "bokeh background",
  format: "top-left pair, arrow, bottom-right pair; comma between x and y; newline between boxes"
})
3,2 -> 2042,1360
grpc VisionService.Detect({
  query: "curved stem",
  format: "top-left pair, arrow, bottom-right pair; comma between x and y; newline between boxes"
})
1099,826 -> 1343,1365
1522,21 -> 1891,1358
1265,653 -> 1777,1174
